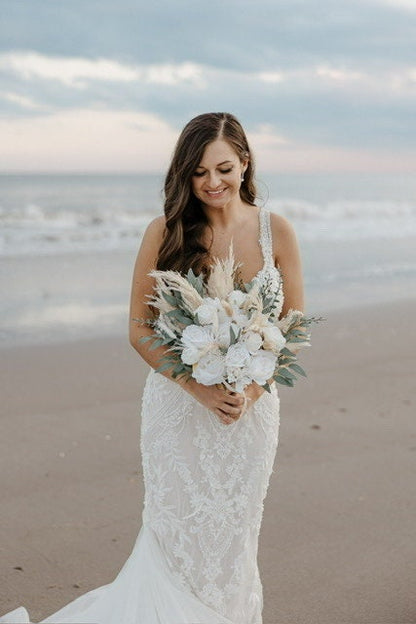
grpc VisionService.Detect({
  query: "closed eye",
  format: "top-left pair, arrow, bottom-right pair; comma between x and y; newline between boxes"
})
193,167 -> 234,177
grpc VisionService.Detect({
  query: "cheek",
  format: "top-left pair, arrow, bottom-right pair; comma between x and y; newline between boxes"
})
191,179 -> 200,196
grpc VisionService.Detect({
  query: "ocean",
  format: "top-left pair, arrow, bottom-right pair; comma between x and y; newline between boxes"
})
1,172 -> 415,347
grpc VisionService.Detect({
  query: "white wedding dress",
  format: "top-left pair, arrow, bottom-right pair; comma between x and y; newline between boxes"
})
1,207 -> 283,624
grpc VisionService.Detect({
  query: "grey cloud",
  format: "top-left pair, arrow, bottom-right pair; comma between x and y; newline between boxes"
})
1,0 -> 415,153
1,0 -> 415,70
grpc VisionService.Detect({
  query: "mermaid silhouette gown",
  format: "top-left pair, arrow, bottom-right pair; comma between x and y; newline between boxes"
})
1,207 -> 283,624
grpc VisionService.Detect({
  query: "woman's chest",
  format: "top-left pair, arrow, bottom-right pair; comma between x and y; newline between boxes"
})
204,230 -> 266,283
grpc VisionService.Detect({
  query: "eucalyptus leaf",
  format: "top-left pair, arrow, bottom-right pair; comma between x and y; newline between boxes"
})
156,361 -> 174,373
288,330 -> 307,338
166,309 -> 194,325
138,335 -> 155,344
273,375 -> 294,387
277,367 -> 297,380
149,338 -> 164,351
289,363 -> 307,377
287,336 -> 309,343
280,347 -> 295,357
187,268 -> 205,296
162,292 -> 179,306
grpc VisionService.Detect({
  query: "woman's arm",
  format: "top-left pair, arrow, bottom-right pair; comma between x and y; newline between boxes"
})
271,213 -> 304,317
128,217 -> 244,424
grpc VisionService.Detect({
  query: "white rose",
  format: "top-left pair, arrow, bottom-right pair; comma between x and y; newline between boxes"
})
193,350 -> 225,386
243,331 -> 263,354
225,343 -> 251,369
228,289 -> 247,308
217,318 -> 232,349
182,324 -> 214,351
195,297 -> 220,326
181,346 -> 201,365
247,350 -> 277,385
262,325 -> 286,353
232,308 -> 250,330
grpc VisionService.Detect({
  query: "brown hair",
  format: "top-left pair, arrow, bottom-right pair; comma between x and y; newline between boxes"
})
156,112 -> 256,274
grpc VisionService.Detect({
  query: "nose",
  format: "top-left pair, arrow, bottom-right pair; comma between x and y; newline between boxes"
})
206,170 -> 221,188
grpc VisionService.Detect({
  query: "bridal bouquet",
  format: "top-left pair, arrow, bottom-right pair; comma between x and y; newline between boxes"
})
135,248 -> 322,393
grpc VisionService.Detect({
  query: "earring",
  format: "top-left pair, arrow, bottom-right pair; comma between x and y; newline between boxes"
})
241,173 -> 245,182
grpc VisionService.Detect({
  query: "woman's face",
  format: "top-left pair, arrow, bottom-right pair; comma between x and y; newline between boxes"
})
191,139 -> 247,210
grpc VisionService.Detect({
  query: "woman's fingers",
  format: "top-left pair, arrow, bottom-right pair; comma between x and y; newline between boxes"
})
225,394 -> 244,406
215,408 -> 233,425
211,386 -> 246,425
222,402 -> 242,416
215,403 -> 243,425
218,389 -> 245,406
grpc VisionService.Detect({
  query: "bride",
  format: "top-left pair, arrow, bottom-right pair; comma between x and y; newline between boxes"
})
1,112 -> 304,623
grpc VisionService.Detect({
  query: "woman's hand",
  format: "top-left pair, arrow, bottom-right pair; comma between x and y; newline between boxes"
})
182,379 -> 245,425
241,381 -> 267,415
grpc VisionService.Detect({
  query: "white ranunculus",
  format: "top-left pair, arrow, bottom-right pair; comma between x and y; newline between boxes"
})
247,350 -> 277,385
195,297 -> 220,326
225,343 -> 251,369
181,345 -> 201,365
193,350 -> 226,386
262,325 -> 286,353
182,324 -> 214,351
243,331 -> 263,354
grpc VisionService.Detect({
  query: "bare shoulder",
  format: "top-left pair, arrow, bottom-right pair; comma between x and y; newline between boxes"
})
131,214 -> 166,275
137,214 -> 166,254
269,212 -> 297,240
269,212 -> 299,260
144,214 -> 166,241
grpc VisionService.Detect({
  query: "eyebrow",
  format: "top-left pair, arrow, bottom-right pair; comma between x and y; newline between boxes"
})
196,160 -> 233,169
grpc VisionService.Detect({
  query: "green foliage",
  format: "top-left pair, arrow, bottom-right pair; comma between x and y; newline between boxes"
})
273,374 -> 294,387
186,268 -> 206,297
229,323 -> 240,345
289,363 -> 307,377
166,309 -> 194,326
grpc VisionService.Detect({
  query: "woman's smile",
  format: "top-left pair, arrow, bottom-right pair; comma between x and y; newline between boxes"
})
205,187 -> 227,197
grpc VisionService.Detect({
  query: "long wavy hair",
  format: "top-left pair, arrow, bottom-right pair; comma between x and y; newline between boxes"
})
156,112 -> 257,274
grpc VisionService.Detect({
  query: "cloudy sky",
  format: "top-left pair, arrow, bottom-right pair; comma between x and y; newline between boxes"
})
1,0 -> 415,173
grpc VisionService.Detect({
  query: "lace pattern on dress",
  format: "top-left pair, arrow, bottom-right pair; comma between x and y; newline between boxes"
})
256,207 -> 284,320
141,374 -> 279,623
139,205 -> 283,623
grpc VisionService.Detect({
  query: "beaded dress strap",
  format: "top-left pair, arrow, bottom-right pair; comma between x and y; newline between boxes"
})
258,207 -> 274,269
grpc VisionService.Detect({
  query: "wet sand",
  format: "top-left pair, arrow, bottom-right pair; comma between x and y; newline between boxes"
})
1,299 -> 415,623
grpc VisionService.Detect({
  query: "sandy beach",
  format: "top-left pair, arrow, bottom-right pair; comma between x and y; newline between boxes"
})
1,299 -> 415,624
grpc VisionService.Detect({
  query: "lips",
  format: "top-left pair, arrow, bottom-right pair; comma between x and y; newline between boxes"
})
206,188 -> 226,196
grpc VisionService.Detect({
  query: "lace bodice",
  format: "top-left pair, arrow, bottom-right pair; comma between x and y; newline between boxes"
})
255,206 -> 284,320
